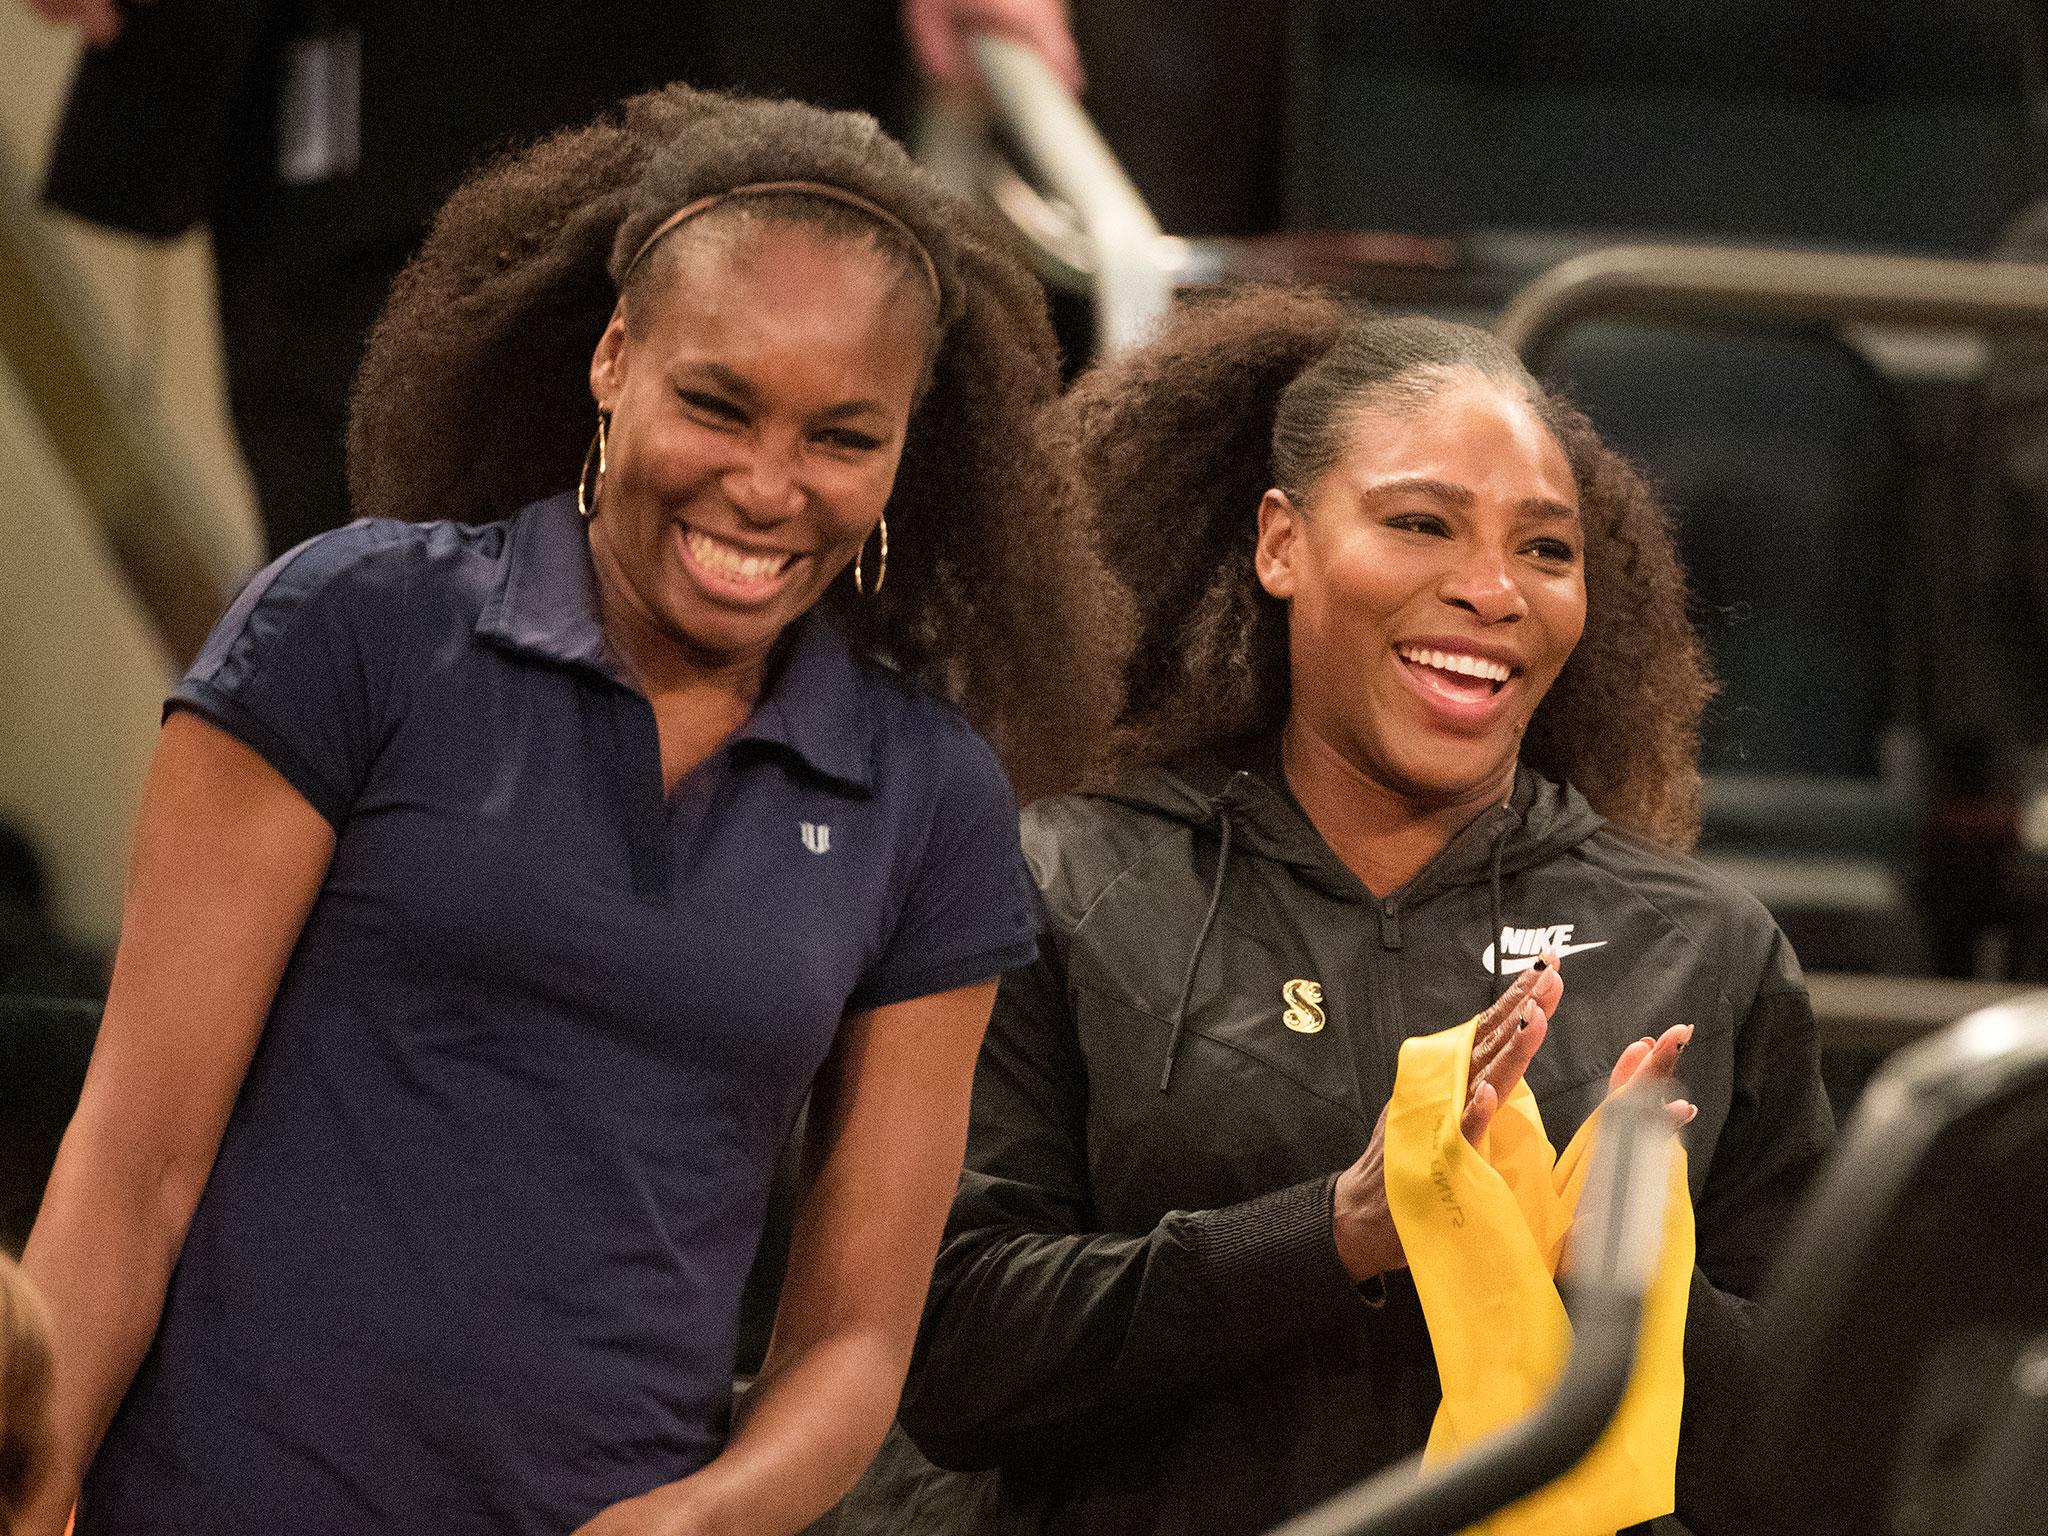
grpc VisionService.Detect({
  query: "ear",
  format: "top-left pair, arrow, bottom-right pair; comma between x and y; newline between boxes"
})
589,304 -> 628,410
1255,488 -> 1303,600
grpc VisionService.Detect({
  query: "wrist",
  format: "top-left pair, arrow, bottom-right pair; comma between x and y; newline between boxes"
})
1330,1166 -> 1403,1283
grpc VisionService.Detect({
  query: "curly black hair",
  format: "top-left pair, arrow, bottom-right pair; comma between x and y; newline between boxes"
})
1052,286 -> 1713,848
347,84 -> 1121,801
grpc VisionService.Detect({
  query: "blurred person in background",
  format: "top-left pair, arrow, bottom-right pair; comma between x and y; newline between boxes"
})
27,0 -> 1079,558
892,291 -> 1833,1536
18,83 -> 1116,1536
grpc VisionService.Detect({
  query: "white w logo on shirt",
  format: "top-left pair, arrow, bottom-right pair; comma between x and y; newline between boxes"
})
800,822 -> 831,856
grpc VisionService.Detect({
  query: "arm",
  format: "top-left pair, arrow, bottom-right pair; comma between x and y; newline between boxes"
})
903,942 -> 1560,1472
572,979 -> 998,1536
17,711 -> 336,1536
1671,943 -> 1833,1536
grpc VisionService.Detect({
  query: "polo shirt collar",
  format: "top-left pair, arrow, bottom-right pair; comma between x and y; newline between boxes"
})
476,493 -> 876,794
475,492 -> 610,672
733,611 -> 877,794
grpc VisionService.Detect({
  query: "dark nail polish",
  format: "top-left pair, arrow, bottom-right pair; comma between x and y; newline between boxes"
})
1533,958 -> 1548,972
1676,1040 -> 1687,1054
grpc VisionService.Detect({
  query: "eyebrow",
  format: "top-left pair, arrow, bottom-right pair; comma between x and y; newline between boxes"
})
1365,475 -> 1580,523
684,361 -> 890,421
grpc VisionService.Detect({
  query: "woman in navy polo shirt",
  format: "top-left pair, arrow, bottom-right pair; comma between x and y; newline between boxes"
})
20,86 -> 1115,1536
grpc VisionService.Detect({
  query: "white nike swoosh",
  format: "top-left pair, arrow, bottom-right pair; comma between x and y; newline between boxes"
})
1490,940 -> 1609,974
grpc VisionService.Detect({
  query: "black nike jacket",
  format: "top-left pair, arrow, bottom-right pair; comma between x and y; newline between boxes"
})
897,753 -> 1833,1536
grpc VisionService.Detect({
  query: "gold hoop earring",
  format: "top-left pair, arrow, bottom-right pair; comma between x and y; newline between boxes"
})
578,409 -> 610,521
853,512 -> 888,597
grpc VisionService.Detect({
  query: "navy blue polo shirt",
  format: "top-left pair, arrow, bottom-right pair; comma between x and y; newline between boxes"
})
80,493 -> 1035,1536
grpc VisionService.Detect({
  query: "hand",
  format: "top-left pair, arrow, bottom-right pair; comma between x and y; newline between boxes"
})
1604,1022 -> 1697,1131
24,0 -> 139,47
1331,958 -> 1562,1281
1555,1024 -> 1696,1276
901,0 -> 1085,94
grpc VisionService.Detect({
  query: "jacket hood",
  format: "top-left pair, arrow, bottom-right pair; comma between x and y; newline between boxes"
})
1096,748 -> 1607,908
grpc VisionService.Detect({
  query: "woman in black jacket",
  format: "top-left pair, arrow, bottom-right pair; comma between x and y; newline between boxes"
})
895,291 -> 1832,1536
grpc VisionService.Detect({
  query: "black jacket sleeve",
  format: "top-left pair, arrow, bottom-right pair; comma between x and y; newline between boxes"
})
898,922 -> 1381,1472
1672,930 -> 1834,1536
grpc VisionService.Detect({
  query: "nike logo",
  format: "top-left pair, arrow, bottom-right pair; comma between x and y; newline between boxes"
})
1482,923 -> 1607,975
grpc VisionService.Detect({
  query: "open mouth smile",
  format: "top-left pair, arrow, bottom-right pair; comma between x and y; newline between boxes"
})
677,525 -> 803,604
1394,643 -> 1519,715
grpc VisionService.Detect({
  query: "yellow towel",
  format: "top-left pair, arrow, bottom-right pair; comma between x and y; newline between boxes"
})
1384,1016 -> 1695,1536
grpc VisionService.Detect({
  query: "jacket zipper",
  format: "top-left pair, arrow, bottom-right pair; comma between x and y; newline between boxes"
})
1367,898 -> 1406,1101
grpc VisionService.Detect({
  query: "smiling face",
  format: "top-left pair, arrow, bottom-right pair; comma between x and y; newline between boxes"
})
1256,369 -> 1587,811
586,213 -> 934,681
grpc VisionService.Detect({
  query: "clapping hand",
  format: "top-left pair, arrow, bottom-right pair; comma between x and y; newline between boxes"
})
1604,1024 -> 1696,1130
1332,958 -> 1562,1282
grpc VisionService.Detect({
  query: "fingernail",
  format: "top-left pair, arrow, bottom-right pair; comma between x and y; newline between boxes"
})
1675,1040 -> 1687,1054
1532,958 -> 1547,972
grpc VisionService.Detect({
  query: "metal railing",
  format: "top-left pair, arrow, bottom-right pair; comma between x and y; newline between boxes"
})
1809,976 -> 2046,1055
1496,242 -> 2048,372
954,35 -> 1175,354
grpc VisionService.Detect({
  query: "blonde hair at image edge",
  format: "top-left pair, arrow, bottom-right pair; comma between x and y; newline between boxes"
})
0,1257 -> 53,1535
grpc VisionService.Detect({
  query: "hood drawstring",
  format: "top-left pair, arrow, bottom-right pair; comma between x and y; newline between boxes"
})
1486,811 -> 1513,1002
1157,777 -> 1521,1087
1159,792 -> 1241,1094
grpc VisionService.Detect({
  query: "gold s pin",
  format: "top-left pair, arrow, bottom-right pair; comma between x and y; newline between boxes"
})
1282,979 -> 1326,1034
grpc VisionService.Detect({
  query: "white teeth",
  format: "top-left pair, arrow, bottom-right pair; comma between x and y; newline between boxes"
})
1399,645 -> 1511,684
685,529 -> 795,584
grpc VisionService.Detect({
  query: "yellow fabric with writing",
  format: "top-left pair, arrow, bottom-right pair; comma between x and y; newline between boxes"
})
1384,1016 -> 1695,1535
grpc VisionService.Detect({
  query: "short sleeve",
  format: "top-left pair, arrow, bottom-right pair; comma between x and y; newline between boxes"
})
167,521 -> 415,831
849,726 -> 1037,1012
